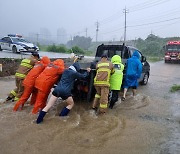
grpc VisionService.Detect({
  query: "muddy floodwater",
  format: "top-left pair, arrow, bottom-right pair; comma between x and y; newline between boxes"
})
0,61 -> 180,154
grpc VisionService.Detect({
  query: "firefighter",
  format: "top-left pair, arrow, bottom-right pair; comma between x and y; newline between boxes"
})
5,52 -> 40,102
31,59 -> 65,114
13,56 -> 51,111
92,53 -> 114,114
36,62 -> 91,124
109,55 -> 124,109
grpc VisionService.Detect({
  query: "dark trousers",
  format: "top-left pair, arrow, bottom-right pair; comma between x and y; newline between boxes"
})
109,90 -> 119,108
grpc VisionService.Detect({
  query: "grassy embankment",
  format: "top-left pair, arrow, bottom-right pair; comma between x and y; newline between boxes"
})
146,56 -> 163,62
38,44 -> 94,56
170,84 -> 180,92
38,44 -> 164,61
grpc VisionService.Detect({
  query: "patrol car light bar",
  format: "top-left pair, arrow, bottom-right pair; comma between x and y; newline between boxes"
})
8,34 -> 22,38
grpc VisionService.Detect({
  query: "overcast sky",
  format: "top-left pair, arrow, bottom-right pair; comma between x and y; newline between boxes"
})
0,0 -> 180,42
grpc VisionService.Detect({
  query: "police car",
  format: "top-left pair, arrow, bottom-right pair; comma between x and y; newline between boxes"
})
0,34 -> 39,53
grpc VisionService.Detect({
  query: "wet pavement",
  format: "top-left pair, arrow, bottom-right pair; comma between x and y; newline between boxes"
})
0,50 -> 94,59
0,61 -> 180,154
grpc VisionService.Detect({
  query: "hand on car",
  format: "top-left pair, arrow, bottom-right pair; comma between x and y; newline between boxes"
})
87,68 -> 91,72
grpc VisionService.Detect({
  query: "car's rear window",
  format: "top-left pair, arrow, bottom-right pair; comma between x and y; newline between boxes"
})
95,45 -> 125,58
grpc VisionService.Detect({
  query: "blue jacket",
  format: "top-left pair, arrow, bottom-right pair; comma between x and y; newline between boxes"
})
124,51 -> 142,88
126,51 -> 142,78
54,68 -> 88,98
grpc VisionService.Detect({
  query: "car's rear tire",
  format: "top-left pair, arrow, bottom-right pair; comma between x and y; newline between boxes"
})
0,45 -> 2,51
12,46 -> 17,53
140,72 -> 149,85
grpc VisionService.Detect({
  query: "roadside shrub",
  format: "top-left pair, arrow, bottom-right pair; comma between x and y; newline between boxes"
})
47,44 -> 57,52
170,84 -> 180,92
147,57 -> 163,62
71,46 -> 85,54
57,46 -> 69,53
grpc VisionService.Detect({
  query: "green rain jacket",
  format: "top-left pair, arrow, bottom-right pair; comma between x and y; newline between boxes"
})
110,55 -> 124,90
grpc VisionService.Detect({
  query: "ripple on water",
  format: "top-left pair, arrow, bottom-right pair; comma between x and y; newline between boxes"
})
118,94 -> 150,110
44,107 -> 126,148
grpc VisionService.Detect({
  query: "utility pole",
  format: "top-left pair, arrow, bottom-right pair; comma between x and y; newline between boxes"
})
123,7 -> 128,44
134,37 -> 137,47
95,21 -> 99,42
70,35 -> 73,47
36,33 -> 39,45
85,28 -> 88,38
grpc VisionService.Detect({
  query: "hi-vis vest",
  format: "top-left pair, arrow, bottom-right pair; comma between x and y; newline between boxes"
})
15,59 -> 34,79
94,62 -> 112,87
110,63 -> 124,90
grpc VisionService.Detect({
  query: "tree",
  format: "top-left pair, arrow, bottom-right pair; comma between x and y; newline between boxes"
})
145,41 -> 161,56
145,34 -> 160,42
67,35 -> 92,50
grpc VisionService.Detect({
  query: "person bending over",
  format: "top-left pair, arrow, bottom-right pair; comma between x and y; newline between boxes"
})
36,62 -> 91,124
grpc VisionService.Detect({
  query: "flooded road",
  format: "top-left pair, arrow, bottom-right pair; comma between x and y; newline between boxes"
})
0,61 -> 180,154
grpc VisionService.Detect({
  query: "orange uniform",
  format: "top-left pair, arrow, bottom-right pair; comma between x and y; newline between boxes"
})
32,59 -> 65,114
13,56 -> 50,111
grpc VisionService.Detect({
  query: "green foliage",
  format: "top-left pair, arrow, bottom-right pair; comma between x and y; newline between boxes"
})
47,44 -> 57,52
37,33 -> 180,57
146,41 -> 161,56
38,44 -> 89,55
170,84 -> 180,92
38,44 -> 48,51
136,34 -> 180,57
46,44 -> 70,53
71,46 -> 85,54
56,46 -> 69,53
147,56 -> 163,62
67,36 -> 92,50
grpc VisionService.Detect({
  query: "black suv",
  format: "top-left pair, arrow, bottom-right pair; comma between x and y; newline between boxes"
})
72,44 -> 150,102
94,44 -> 150,85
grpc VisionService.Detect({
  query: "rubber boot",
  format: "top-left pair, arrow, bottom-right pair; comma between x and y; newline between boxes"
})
59,107 -> 70,116
109,101 -> 115,109
6,96 -> 12,101
36,111 -> 47,124
3,96 -> 12,103
92,107 -> 98,112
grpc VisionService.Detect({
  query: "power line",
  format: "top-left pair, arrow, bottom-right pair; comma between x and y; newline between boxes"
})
129,0 -> 170,12
58,0 -> 172,41
128,16 -> 180,28
98,16 -> 180,36
129,7 -> 180,24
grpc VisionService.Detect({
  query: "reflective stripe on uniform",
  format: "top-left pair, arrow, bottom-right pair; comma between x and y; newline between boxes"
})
100,103 -> 108,109
94,81 -> 110,86
94,68 -> 111,86
97,63 -> 109,68
10,90 -> 17,96
95,94 -> 101,98
14,97 -> 19,101
21,59 -> 33,68
15,72 -> 26,78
